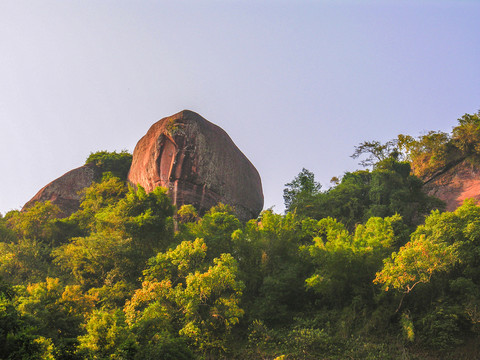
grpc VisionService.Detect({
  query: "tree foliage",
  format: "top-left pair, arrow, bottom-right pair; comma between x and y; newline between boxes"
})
306,215 -> 400,306
85,150 -> 132,180
374,200 -> 480,347
126,238 -> 245,353
452,111 -> 480,157
283,168 -> 321,213
351,139 -> 401,167
284,160 -> 443,231
4,112 -> 480,358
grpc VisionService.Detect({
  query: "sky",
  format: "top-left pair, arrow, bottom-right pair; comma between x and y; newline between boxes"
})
1,0 -> 479,215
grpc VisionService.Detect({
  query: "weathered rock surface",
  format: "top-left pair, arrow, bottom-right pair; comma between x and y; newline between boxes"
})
423,159 -> 480,211
128,110 -> 264,221
23,110 -> 264,221
22,163 -> 99,217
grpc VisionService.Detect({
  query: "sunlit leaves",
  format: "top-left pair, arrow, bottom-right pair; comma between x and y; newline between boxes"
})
178,203 -> 240,260
53,232 -> 133,288
375,201 -> 480,295
305,215 -> 401,304
125,239 -> 244,352
144,238 -> 207,282
73,176 -> 128,229
452,111 -> 480,156
16,278 -> 93,354
77,309 -> 136,359
0,238 -> 51,283
7,202 -> 60,242
283,161 -> 442,231
374,234 -> 458,293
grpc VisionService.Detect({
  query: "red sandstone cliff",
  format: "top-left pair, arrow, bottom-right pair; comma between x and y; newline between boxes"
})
22,163 -> 100,217
23,110 -> 264,220
127,110 -> 264,221
423,159 -> 480,211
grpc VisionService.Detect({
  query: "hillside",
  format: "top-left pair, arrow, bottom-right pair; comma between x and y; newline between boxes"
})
22,111 -> 263,223
2,111 -> 480,359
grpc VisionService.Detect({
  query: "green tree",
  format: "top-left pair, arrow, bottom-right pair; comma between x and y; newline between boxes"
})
305,215 -> 401,307
391,111 -> 480,180
283,168 -> 321,214
53,232 -> 135,289
452,111 -> 480,157
77,309 -> 137,360
54,185 -> 175,290
0,279 -> 21,356
125,239 -> 244,354
176,204 -> 199,224
287,160 -> 443,231
231,211 -> 315,325
0,278 -> 55,360
72,175 -> 128,231
351,139 -> 401,167
96,186 -> 175,252
85,150 -> 132,180
16,278 -> 92,359
177,203 -> 241,260
374,231 -> 457,295
0,213 -> 15,243
398,130 -> 453,178
0,238 -> 51,283
374,200 -> 480,348
6,202 -> 60,243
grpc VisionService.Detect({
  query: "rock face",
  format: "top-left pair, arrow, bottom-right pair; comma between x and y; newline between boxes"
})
22,163 -> 100,217
128,110 -> 264,221
423,159 -> 480,212
23,110 -> 264,221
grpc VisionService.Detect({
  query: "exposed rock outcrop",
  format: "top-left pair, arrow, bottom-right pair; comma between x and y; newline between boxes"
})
128,110 -> 264,221
22,163 -> 100,217
423,159 -> 480,211
23,110 -> 264,221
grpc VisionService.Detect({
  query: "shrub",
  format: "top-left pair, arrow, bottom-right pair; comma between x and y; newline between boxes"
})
85,150 -> 132,180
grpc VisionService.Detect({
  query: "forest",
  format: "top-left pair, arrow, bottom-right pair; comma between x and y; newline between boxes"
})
2,111 -> 480,359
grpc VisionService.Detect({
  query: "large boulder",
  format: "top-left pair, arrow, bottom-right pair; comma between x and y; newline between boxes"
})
423,159 -> 480,211
22,163 -> 100,217
128,110 -> 264,221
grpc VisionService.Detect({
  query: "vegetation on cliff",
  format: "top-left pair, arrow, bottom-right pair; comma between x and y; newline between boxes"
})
85,150 -> 133,181
2,112 -> 480,359
352,110 -> 480,180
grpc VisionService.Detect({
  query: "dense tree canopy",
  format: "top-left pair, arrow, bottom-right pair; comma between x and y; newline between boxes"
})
285,159 -> 444,231
3,112 -> 480,359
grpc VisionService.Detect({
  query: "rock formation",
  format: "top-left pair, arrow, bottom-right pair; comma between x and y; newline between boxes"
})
22,163 -> 100,217
128,110 -> 264,221
22,110 -> 264,221
423,159 -> 480,212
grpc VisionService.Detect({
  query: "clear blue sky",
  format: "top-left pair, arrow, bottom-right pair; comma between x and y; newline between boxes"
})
1,0 -> 479,215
